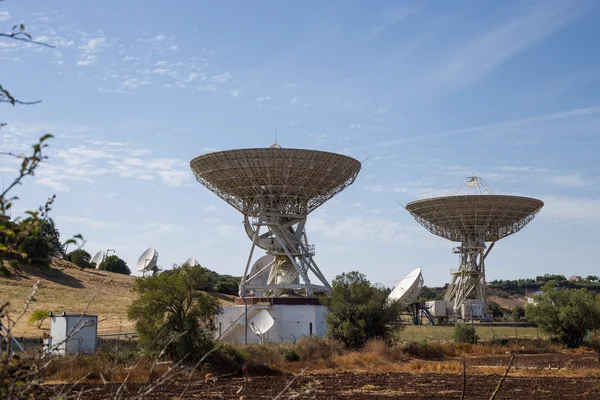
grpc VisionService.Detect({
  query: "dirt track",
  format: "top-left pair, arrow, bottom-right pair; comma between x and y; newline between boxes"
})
39,371 -> 600,399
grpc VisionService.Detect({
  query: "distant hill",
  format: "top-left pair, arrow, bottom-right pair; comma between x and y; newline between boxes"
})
1,257 -> 236,337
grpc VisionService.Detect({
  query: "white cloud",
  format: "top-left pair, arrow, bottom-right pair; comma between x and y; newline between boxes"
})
229,89 -> 241,97
56,215 -> 122,228
431,1 -> 594,89
77,37 -> 107,66
540,196 -> 600,220
0,11 -> 11,21
203,205 -> 218,212
547,174 -> 590,187
255,96 -> 271,102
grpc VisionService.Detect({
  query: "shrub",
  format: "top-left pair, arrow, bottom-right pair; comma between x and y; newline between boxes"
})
526,284 -> 600,348
279,347 -> 300,362
99,255 -> 131,275
68,249 -> 92,269
128,264 -> 221,362
453,324 -> 479,344
512,305 -> 525,321
401,341 -> 445,359
295,336 -> 344,361
0,265 -> 10,278
29,310 -> 50,328
322,271 -> 403,349
8,259 -> 19,270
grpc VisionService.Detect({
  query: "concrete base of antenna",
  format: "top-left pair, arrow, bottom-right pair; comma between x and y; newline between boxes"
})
216,297 -> 327,344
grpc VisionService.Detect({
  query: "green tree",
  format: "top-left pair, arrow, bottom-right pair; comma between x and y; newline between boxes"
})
586,275 -> 599,282
512,305 -> 525,321
99,255 -> 131,275
19,219 -> 64,261
29,310 -> 50,329
322,271 -> 403,349
128,264 -> 222,361
453,324 -> 478,344
526,286 -> 600,348
487,301 -> 504,320
68,249 -> 92,269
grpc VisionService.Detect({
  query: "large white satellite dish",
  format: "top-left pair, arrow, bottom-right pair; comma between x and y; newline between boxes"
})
387,267 -> 424,308
136,248 -> 159,272
249,310 -> 275,343
182,257 -> 200,267
90,251 -> 106,270
248,255 -> 275,285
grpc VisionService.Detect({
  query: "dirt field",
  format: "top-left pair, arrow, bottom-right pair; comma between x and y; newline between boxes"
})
38,372 -> 600,399
37,352 -> 600,399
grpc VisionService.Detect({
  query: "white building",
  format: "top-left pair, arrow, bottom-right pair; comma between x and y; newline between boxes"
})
216,297 -> 327,343
46,313 -> 98,354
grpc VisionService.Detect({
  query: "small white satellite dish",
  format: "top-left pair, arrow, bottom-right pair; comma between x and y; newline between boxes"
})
136,248 -> 159,272
90,251 -> 106,270
182,257 -> 199,267
249,310 -> 275,343
387,267 -> 424,308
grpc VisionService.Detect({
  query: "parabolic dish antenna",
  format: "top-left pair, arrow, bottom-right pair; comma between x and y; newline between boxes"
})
387,267 -> 424,308
249,309 -> 275,339
404,176 -> 543,319
190,144 -> 361,297
249,255 -> 275,284
182,257 -> 200,267
136,248 -> 159,272
90,251 -> 106,270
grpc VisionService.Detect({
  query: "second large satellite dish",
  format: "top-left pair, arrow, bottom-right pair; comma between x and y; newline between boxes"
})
387,267 -> 424,308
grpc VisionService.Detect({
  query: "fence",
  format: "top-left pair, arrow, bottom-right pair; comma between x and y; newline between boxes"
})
1,332 -> 140,353
396,325 -> 546,343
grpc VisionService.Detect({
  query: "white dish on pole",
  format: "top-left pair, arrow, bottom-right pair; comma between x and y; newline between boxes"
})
249,309 -> 275,342
136,248 -> 159,272
387,267 -> 424,308
90,251 -> 106,270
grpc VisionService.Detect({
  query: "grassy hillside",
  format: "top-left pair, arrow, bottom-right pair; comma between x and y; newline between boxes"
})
1,257 -> 137,337
1,257 -> 236,337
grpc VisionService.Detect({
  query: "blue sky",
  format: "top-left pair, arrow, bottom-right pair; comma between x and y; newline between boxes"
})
1,0 -> 599,287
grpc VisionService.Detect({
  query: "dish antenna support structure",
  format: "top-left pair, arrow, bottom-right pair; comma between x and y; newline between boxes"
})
190,143 -> 361,297
405,177 -> 543,319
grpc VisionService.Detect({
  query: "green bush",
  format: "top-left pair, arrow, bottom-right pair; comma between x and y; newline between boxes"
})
68,249 -> 92,269
8,259 -> 19,270
29,310 -> 50,328
279,347 -> 300,362
0,265 -> 11,278
322,271 -> 404,349
526,283 -> 600,348
127,264 -> 221,362
453,324 -> 479,344
99,255 -> 131,275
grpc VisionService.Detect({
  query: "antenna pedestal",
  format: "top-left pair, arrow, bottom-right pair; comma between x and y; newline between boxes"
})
239,215 -> 330,297
444,237 -> 489,320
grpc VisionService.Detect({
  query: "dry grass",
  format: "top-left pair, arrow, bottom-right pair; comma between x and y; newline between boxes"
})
0,257 -> 236,337
401,339 -> 562,358
397,325 -> 547,342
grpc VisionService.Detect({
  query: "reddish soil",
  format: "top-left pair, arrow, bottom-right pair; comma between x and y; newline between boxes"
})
38,372 -> 600,399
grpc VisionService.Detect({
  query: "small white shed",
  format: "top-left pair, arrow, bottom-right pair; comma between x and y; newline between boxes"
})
46,313 -> 98,354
